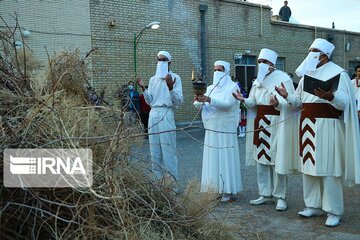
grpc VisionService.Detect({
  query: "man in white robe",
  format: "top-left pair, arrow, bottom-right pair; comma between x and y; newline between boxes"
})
233,48 -> 298,211
275,38 -> 360,227
194,60 -> 243,202
137,51 -> 183,181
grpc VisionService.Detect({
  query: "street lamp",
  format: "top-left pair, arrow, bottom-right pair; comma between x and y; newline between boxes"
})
133,21 -> 160,90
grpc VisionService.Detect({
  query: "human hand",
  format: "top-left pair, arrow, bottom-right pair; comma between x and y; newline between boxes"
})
196,94 -> 211,103
232,90 -> 245,102
269,94 -> 279,107
314,88 -> 334,101
165,74 -> 176,91
275,82 -> 288,99
137,77 -> 145,91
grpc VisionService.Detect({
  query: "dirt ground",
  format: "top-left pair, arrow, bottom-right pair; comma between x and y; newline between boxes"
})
176,129 -> 360,240
135,129 -> 360,239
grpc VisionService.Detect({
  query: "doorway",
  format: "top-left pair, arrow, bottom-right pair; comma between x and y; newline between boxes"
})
235,55 -> 257,93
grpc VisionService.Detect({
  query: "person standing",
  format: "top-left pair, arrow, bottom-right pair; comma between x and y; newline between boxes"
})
137,51 -> 183,181
194,60 -> 243,202
351,65 -> 360,124
139,88 -> 151,137
233,48 -> 298,211
275,38 -> 360,227
279,1 -> 292,22
236,79 -> 248,138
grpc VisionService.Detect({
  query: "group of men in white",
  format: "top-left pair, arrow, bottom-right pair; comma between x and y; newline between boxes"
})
137,38 -> 360,228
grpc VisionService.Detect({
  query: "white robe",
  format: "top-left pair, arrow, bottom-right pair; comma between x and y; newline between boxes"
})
143,71 -> 183,180
194,80 -> 242,194
244,70 -> 299,175
286,62 -> 360,186
351,78 -> 360,111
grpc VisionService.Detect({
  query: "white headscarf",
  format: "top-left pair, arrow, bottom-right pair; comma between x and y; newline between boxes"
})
258,48 -> 278,65
295,38 -> 335,77
157,51 -> 172,61
256,48 -> 278,84
201,60 -> 232,120
309,38 -> 335,58
213,60 -> 231,88
155,51 -> 172,78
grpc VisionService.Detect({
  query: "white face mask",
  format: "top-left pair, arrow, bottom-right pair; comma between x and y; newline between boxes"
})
128,85 -> 134,90
155,61 -> 169,78
213,71 -> 226,87
295,52 -> 321,77
256,63 -> 271,84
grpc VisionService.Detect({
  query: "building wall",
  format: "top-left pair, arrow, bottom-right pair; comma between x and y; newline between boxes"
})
0,0 -> 91,63
2,0 -> 360,123
89,0 -> 360,123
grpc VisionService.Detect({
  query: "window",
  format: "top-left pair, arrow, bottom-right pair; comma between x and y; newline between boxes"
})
234,55 -> 257,93
275,57 -> 285,72
235,55 -> 256,65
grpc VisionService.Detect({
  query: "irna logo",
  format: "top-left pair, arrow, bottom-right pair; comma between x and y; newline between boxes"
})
10,156 -> 86,175
4,149 -> 93,188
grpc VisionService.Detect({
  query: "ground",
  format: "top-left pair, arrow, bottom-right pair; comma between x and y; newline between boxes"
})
134,128 -> 360,239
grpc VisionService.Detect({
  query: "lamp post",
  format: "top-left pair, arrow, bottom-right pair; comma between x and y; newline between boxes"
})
133,21 -> 160,90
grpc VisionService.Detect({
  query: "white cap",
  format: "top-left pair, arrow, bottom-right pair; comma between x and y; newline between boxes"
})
258,48 -> 278,65
309,38 -> 335,58
157,51 -> 172,61
214,60 -> 230,73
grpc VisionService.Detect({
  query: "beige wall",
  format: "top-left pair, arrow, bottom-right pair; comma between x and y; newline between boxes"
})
2,0 -> 360,123
89,0 -> 360,123
0,0 -> 91,64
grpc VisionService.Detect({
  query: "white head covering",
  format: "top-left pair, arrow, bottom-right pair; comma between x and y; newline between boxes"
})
157,51 -> 172,61
309,38 -> 335,58
258,48 -> 278,65
200,60 -> 232,120
213,60 -> 231,87
214,60 -> 230,73
295,38 -> 336,77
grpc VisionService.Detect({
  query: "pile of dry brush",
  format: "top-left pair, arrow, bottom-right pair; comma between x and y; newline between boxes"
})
0,24 -> 234,239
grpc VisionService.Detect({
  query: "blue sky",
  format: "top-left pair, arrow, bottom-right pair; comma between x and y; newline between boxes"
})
248,0 -> 360,33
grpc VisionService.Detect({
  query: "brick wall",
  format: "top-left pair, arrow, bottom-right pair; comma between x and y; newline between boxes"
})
89,0 -> 360,123
0,0 -> 91,63
2,0 -> 360,123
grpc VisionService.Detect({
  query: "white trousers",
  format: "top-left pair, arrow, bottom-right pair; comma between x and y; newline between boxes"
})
303,174 -> 344,215
257,163 -> 287,199
148,107 -> 178,180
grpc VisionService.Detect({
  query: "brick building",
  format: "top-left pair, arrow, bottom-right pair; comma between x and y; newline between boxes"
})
0,0 -> 91,63
2,0 -> 360,124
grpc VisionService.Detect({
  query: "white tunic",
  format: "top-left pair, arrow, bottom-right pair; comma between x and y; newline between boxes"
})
245,70 -> 299,175
195,80 -> 242,194
286,62 -> 360,185
351,78 -> 360,111
143,70 -> 183,180
143,70 -> 183,108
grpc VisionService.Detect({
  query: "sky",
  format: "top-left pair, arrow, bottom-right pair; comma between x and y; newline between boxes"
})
248,0 -> 360,33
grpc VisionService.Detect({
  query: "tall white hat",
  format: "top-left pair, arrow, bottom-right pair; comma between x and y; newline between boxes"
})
309,38 -> 335,58
258,48 -> 278,65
